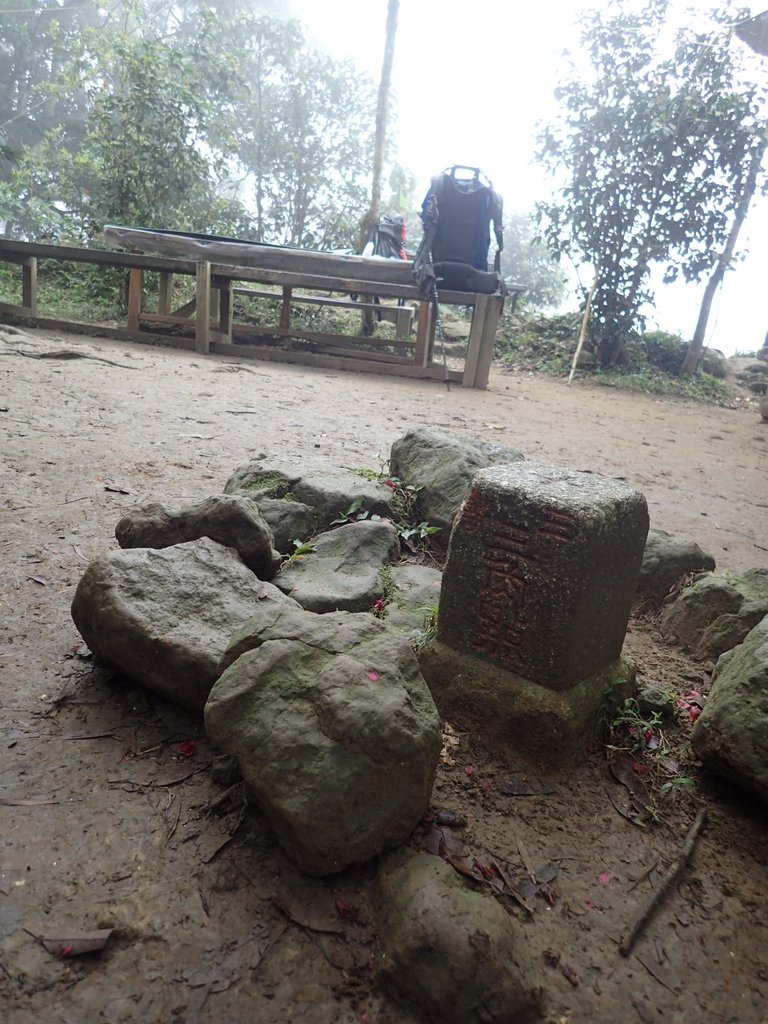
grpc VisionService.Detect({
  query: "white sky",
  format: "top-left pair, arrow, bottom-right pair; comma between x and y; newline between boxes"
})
298,0 -> 768,356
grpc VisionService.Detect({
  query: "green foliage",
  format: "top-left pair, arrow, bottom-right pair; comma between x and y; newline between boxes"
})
0,1 -> 379,250
286,538 -> 316,563
411,605 -> 439,652
495,313 -> 735,405
500,211 -> 568,311
537,0 -> 767,366
331,498 -> 382,526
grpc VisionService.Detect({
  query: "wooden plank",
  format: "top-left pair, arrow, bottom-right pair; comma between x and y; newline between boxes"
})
472,293 -> 504,389
212,263 -> 424,302
279,286 -> 292,329
21,257 -> 37,315
414,301 -> 433,368
158,271 -> 173,314
233,286 -> 416,317
0,301 -> 32,316
195,261 -> 211,354
211,341 -> 463,383
218,281 -> 233,341
231,322 -> 415,350
1,312 -> 196,351
0,238 -> 195,274
395,305 -> 412,340
127,269 -> 143,332
462,293 -> 488,388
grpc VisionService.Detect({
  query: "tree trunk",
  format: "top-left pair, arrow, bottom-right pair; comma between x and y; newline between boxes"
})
356,0 -> 399,254
680,141 -> 766,375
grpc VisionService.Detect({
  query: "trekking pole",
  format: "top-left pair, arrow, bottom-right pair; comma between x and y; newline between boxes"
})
429,279 -> 451,391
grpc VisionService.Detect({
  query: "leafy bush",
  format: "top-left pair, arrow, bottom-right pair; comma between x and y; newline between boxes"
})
495,313 -> 734,405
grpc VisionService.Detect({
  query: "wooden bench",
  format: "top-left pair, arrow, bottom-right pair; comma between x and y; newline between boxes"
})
0,235 -> 525,388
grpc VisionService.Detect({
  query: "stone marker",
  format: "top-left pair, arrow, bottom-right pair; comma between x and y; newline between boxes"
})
438,463 -> 649,688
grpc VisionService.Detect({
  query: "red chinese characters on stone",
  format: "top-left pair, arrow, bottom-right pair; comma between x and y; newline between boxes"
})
467,504 -> 578,662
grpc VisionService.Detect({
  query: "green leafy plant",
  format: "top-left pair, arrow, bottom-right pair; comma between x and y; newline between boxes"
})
285,538 -> 316,563
608,697 -> 665,757
331,498 -> 381,526
396,522 -> 441,546
411,605 -> 439,651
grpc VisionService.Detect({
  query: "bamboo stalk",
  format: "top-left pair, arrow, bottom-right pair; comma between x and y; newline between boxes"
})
568,272 -> 599,385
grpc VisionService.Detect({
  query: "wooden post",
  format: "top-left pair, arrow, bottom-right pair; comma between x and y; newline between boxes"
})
127,269 -> 143,331
395,305 -> 412,340
217,278 -> 233,341
158,271 -> 173,314
195,261 -> 211,354
21,257 -> 37,316
462,295 -> 487,387
414,301 -> 433,367
470,293 -> 503,390
280,286 -> 292,330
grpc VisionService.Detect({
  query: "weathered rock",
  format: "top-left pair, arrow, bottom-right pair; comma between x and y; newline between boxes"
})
635,528 -> 716,604
438,463 -> 649,688
389,427 -> 524,537
692,615 -> 768,802
374,850 -> 542,1024
115,494 -> 282,579
701,349 -> 728,379
252,497 -> 317,555
274,519 -> 400,613
205,610 -> 442,875
381,563 -> 443,643
71,538 -> 298,710
223,454 -> 394,533
418,640 -> 635,757
660,568 -> 768,659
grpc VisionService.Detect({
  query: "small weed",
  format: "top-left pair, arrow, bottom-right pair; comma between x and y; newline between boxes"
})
373,565 -> 396,618
347,466 -> 384,482
412,605 -> 439,651
396,522 -> 441,546
331,498 -> 381,526
608,698 -> 665,756
285,538 -> 316,563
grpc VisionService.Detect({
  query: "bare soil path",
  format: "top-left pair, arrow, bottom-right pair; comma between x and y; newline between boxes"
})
1,326 -> 766,1023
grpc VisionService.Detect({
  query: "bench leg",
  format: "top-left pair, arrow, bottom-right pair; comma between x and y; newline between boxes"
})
195,261 -> 211,354
22,257 -> 37,316
127,269 -> 143,331
414,301 -> 433,367
463,293 -> 503,389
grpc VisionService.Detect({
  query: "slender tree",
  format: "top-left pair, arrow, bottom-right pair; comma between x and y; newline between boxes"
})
538,0 -> 766,367
357,0 -> 399,253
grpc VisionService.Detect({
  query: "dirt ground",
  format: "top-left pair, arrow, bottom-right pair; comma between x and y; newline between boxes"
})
1,325 -> 767,1024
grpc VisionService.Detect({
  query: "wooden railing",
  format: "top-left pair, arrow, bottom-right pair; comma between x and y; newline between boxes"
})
0,238 -> 521,388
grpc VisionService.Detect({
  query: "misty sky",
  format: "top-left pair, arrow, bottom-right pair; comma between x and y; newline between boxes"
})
297,0 -> 768,355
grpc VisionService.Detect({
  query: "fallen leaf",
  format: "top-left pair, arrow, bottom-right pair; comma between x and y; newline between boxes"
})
635,953 -> 677,993
561,963 -> 579,987
104,482 -> 131,494
39,928 -> 113,957
0,795 -> 59,806
27,575 -> 49,586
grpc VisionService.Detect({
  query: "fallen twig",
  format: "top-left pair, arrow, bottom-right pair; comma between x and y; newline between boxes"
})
619,808 -> 707,957
7,349 -> 139,369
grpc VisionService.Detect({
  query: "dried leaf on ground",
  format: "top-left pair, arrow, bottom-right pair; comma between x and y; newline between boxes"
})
38,928 -> 113,957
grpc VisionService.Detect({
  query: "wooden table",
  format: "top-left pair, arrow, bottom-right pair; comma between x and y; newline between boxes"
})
0,233 -> 524,389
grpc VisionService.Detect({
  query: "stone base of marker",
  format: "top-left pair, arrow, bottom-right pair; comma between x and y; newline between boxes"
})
438,463 -> 649,688
418,640 -> 636,758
